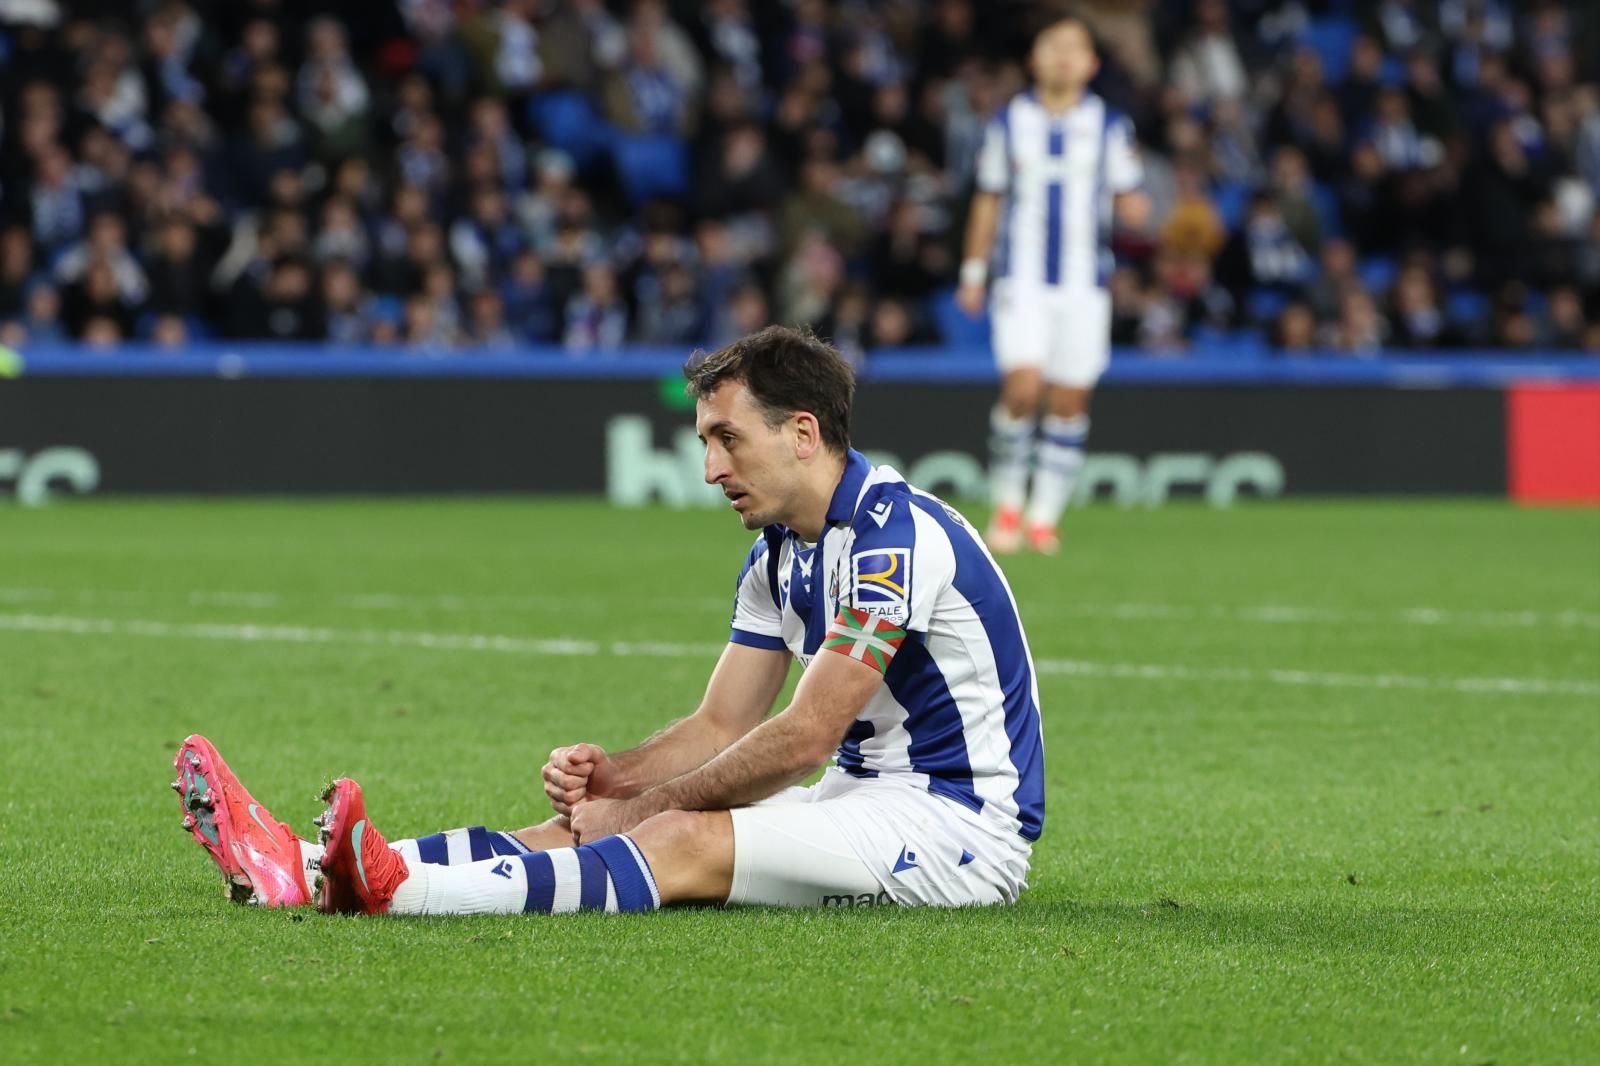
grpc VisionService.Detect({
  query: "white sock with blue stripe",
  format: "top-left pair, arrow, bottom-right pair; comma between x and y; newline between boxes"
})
391,826 -> 529,866
989,406 -> 1036,512
387,835 -> 661,916
1026,414 -> 1088,528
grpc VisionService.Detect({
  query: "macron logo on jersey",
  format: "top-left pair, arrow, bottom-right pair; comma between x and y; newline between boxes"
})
867,500 -> 894,528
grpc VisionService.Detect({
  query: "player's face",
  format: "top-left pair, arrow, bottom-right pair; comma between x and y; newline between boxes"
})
1031,20 -> 1098,93
697,382 -> 803,531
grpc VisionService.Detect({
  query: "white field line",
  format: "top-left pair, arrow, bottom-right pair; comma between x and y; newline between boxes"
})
1045,602 -> 1600,630
2,612 -> 1596,700
2,586 -> 1598,631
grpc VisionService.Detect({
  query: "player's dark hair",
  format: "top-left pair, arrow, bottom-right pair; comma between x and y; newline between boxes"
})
684,325 -> 855,454
1030,7 -> 1099,53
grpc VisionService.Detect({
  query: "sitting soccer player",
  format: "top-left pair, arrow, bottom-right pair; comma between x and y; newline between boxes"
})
173,326 -> 1045,914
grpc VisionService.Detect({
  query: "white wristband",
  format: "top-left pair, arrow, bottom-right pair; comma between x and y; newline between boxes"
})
959,258 -> 988,287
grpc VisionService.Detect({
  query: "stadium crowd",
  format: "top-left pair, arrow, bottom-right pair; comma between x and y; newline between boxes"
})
0,0 -> 1596,357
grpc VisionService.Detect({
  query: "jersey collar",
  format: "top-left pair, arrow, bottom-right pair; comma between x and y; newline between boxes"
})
825,448 -> 872,527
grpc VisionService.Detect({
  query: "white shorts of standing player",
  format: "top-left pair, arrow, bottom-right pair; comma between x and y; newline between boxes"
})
990,281 -> 1111,386
728,769 -> 1032,908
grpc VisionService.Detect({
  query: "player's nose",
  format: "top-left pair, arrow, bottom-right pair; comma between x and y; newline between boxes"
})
704,450 -> 728,485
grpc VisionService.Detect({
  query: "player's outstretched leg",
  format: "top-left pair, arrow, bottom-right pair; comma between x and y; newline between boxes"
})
314,779 -> 719,916
391,825 -> 535,865
172,735 -> 318,907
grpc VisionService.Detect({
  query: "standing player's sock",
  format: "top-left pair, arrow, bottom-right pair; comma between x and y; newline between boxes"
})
1026,414 -> 1089,532
390,826 -> 529,866
387,836 -> 661,916
988,405 -> 1036,514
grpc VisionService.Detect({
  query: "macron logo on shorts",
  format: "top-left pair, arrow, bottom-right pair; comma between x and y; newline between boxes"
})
892,846 -> 919,876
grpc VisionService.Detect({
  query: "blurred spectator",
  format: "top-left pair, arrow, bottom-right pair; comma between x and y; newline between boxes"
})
146,218 -> 210,319
1322,287 -> 1388,355
1542,285 -> 1588,348
711,281 -> 771,348
64,261 -> 137,340
0,227 -> 38,318
151,314 -> 190,350
322,261 -> 372,346
466,289 -> 518,350
501,251 -> 558,343
635,262 -> 705,346
1170,0 -> 1248,106
0,282 -> 67,348
563,263 -> 629,351
697,123 -> 785,219
870,200 -> 949,300
780,159 -> 867,260
1388,266 -> 1458,348
1218,193 -> 1315,303
1307,239 -> 1360,321
1269,146 -> 1323,254
1159,162 -> 1227,261
1273,301 -> 1318,352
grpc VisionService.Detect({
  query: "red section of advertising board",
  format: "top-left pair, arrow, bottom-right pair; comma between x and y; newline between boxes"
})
1508,385 -> 1600,504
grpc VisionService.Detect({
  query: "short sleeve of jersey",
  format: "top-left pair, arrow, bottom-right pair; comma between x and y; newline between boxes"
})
841,491 -> 953,637
975,113 -> 1010,194
729,533 -> 786,651
1105,113 -> 1143,193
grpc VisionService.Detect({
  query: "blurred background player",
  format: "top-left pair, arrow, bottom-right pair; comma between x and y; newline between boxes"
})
958,12 -> 1150,555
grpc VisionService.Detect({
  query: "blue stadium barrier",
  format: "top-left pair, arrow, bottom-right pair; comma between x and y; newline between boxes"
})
9,343 -> 1598,388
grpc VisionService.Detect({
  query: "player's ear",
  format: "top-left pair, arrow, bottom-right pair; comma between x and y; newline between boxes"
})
791,411 -> 822,460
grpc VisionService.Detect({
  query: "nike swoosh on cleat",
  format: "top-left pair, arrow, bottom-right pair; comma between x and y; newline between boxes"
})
351,819 -> 370,895
247,803 -> 276,837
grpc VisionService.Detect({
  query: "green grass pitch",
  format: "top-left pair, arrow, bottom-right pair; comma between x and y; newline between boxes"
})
1,497 -> 1596,1064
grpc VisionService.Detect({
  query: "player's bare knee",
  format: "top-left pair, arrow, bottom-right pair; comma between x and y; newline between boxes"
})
631,809 -> 733,900
633,809 -> 727,859
1003,381 -> 1041,417
1047,386 -> 1091,418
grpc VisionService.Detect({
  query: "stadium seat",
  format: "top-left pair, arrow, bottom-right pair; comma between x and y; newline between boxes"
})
1246,288 -> 1290,323
1445,288 -> 1489,325
1357,256 -> 1397,294
1300,17 -> 1357,84
528,90 -> 612,169
1213,180 -> 1252,232
930,286 -> 991,349
611,134 -> 689,206
1310,181 -> 1344,240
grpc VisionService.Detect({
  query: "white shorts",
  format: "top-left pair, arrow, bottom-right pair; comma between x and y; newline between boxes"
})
991,281 -> 1111,387
727,769 -> 1032,909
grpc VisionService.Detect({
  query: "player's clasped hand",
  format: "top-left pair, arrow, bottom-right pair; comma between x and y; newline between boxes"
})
541,742 -> 609,816
569,796 -> 649,845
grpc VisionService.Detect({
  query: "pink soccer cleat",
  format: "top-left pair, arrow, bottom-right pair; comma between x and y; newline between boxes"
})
985,506 -> 1024,555
1026,523 -> 1061,556
314,778 -> 410,916
172,734 -> 313,907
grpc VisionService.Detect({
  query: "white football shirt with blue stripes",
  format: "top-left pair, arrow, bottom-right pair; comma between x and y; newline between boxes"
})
729,450 -> 1046,843
976,89 -> 1143,290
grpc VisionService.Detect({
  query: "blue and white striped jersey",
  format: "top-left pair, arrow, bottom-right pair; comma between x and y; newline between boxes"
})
729,450 -> 1046,843
976,90 -> 1143,290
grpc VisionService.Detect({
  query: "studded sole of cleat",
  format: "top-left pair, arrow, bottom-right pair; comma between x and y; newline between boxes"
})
173,739 -> 245,893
